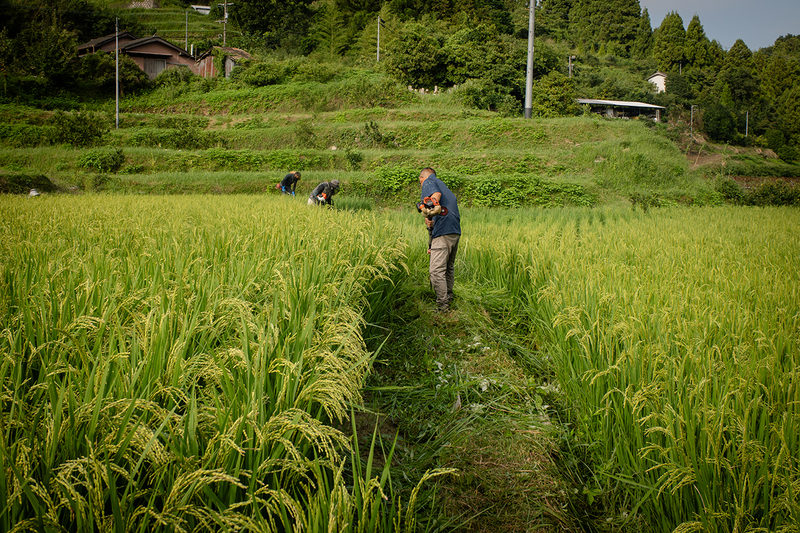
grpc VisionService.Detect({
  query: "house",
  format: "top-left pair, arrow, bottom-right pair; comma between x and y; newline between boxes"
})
194,47 -> 252,78
78,33 -> 195,79
77,31 -> 139,55
647,72 -> 667,93
577,99 -> 666,122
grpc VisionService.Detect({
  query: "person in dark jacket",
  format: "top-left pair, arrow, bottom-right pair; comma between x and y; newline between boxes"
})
280,171 -> 301,195
308,179 -> 340,206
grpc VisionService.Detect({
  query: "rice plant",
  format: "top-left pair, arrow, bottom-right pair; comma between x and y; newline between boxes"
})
457,206 -> 800,532
0,194 -> 448,532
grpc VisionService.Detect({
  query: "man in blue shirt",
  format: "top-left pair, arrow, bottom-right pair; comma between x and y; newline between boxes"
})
418,167 -> 461,312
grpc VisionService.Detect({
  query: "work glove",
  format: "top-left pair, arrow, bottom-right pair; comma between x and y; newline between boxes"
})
291,191 -> 295,196
317,195 -> 326,202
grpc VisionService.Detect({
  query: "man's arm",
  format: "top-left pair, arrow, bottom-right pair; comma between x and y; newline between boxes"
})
423,192 -> 443,228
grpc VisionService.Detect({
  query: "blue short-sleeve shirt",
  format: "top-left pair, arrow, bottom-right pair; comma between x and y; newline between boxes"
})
421,174 -> 461,238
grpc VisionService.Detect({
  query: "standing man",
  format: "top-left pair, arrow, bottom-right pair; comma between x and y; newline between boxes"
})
417,167 -> 460,312
280,171 -> 302,195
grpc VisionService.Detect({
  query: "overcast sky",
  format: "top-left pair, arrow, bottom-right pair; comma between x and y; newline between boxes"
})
639,0 -> 800,51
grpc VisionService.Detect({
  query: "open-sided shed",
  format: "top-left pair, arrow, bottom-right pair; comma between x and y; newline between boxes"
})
577,99 -> 666,122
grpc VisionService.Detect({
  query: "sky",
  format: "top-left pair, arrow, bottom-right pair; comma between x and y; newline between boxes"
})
639,0 -> 800,51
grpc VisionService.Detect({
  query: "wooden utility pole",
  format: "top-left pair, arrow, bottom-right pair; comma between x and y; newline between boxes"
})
217,2 -> 231,46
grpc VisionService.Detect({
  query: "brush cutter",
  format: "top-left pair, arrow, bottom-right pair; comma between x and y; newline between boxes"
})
416,197 -> 449,252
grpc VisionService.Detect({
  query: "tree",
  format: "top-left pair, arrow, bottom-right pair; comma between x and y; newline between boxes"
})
232,0 -> 314,51
311,0 -> 349,60
384,22 -> 447,88
387,0 -> 513,33
652,11 -> 685,72
760,55 -> 800,102
74,50 -> 152,97
723,39 -> 754,70
718,39 -> 759,108
531,71 -> 580,117
538,0 -> 574,42
569,0 -> 642,55
441,24 -> 520,87
685,15 -> 711,68
630,7 -> 653,58
702,102 -> 737,142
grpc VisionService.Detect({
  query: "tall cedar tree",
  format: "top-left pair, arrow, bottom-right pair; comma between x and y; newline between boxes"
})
569,0 -> 642,55
233,0 -> 314,51
718,39 -> 759,108
387,0 -> 512,33
630,7 -> 653,58
652,11 -> 685,72
538,0 -> 573,42
685,15 -> 712,68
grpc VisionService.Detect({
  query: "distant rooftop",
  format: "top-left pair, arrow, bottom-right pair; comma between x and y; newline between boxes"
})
577,99 -> 665,110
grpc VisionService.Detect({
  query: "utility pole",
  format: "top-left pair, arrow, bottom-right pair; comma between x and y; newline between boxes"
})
377,16 -> 380,61
115,17 -> 119,129
523,0 -> 535,119
690,105 -> 695,136
568,55 -> 575,77
185,10 -> 188,50
746,110 -> 749,137
217,2 -> 231,46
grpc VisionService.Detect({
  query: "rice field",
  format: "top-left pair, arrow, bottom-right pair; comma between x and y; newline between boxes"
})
455,206 -> 800,531
2,195 -> 799,532
0,194 -> 415,532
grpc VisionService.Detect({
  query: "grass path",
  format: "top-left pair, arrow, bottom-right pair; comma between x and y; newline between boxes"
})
360,238 -> 581,531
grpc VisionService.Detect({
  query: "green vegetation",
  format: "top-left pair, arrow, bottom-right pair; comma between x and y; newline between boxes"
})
1,1 -> 800,531
3,197 -> 799,532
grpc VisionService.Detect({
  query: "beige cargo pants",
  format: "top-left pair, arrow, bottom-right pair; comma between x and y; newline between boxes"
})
429,233 -> 460,311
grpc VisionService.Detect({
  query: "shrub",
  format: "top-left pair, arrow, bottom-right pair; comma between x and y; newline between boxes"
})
0,174 -> 57,194
235,61 -> 285,87
746,180 -> 800,206
82,173 -> 110,191
362,121 -> 397,148
469,175 -> 502,206
714,177 -> 745,204
344,149 -> 363,170
155,67 -> 195,87
374,166 -> 418,195
0,124 -> 54,147
130,126 -> 223,150
454,79 -> 508,111
51,110 -> 107,147
78,148 -> 125,173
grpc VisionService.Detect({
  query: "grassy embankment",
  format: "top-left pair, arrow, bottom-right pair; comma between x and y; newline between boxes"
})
0,71 -> 723,208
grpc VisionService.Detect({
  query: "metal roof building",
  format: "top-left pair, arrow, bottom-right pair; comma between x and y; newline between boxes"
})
577,99 -> 666,122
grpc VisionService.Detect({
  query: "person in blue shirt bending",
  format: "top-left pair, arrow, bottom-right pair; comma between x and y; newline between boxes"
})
417,167 -> 461,312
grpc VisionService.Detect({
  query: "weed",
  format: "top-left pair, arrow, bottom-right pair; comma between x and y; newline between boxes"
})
78,147 -> 125,173
51,110 -> 107,147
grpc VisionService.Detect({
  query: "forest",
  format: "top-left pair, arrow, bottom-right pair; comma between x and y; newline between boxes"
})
1,0 -> 799,162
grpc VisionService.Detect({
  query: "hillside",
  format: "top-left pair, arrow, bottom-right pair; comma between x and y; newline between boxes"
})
0,70 -> 728,207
